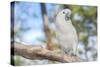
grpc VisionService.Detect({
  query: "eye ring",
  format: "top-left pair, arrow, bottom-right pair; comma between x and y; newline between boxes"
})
63,12 -> 65,14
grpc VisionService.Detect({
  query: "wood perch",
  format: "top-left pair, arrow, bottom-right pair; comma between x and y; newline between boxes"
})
11,42 -> 84,63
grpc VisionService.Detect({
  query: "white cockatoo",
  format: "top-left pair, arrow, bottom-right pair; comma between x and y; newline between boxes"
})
55,9 -> 78,56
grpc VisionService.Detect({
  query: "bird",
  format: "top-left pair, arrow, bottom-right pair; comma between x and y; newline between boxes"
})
55,9 -> 78,56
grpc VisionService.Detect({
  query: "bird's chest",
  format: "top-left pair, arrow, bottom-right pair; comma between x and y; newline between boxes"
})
55,20 -> 77,40
56,22 -> 76,36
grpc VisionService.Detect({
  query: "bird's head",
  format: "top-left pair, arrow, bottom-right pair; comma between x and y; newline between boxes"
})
56,9 -> 71,21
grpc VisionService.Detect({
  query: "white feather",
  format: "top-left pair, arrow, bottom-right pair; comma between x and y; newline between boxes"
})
55,9 -> 78,55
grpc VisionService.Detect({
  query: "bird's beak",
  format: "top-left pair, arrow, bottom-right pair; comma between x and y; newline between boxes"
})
65,14 -> 70,21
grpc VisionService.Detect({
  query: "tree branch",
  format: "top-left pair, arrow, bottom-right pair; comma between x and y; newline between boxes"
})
40,3 -> 54,50
11,43 -> 84,63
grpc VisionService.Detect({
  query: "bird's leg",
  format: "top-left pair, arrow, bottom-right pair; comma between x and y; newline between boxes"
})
70,49 -> 77,56
72,45 -> 78,56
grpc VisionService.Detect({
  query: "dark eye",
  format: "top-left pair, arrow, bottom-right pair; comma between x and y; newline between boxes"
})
63,12 -> 65,14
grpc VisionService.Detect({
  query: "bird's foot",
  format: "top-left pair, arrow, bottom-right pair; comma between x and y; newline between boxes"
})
70,53 -> 77,56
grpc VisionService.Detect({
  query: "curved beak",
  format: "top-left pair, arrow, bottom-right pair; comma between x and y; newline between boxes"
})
65,14 -> 70,21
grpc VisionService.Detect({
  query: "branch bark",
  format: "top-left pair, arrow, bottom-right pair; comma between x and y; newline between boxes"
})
11,43 -> 84,63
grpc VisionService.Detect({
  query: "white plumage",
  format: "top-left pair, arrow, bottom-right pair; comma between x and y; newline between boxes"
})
55,9 -> 78,55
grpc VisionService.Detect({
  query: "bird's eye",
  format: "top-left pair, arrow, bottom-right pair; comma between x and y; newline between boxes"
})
63,12 -> 65,14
